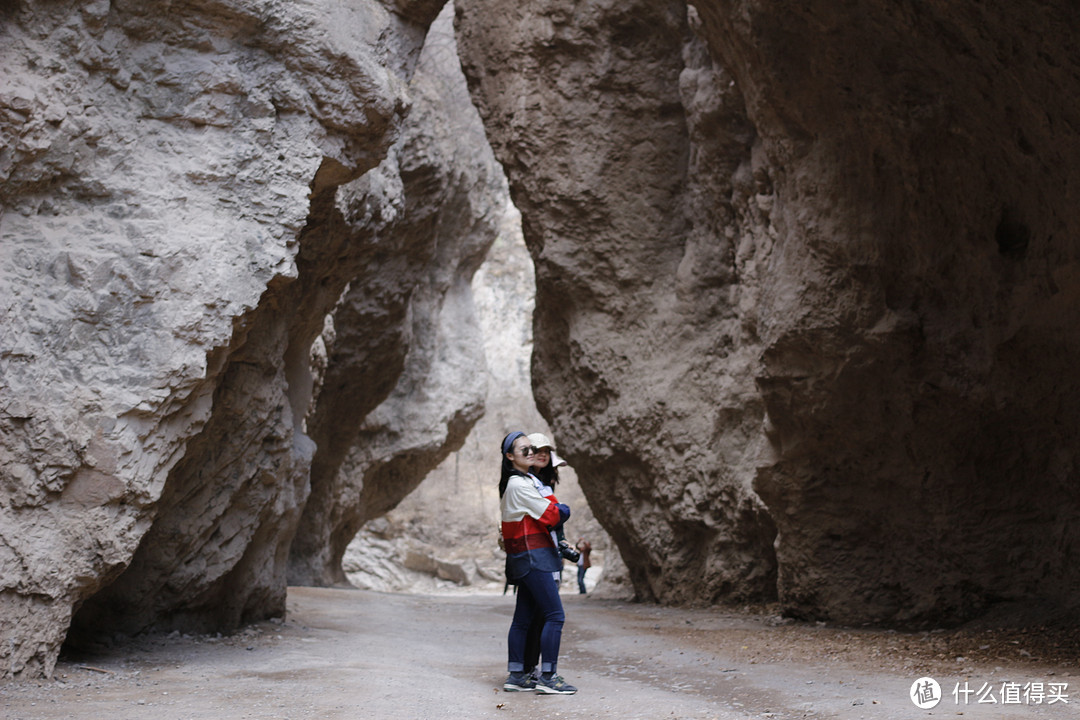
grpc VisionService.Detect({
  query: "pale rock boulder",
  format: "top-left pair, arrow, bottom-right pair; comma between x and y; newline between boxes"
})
0,0 -> 444,678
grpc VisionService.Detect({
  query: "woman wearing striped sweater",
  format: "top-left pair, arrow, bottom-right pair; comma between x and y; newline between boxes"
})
499,431 -> 578,695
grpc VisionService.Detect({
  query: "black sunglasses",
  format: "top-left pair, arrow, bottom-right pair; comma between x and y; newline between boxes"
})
518,446 -> 538,456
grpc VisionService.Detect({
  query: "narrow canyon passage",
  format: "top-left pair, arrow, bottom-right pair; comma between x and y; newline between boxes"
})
4,587 -> 1078,720
333,197 -> 616,597
6,0 -> 1080,687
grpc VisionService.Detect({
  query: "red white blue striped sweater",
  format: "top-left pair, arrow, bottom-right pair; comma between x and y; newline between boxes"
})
501,472 -> 563,580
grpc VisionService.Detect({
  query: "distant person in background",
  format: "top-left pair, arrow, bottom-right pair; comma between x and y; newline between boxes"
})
576,537 -> 592,594
499,431 -> 578,695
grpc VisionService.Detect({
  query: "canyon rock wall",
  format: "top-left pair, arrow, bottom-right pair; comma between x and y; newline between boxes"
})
1,0 -> 499,678
457,0 -> 1080,623
690,0 -> 1080,624
288,6 -> 509,586
342,209 -> 613,595
455,0 -> 778,606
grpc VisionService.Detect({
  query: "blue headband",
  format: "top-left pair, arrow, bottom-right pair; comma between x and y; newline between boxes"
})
502,431 -> 526,455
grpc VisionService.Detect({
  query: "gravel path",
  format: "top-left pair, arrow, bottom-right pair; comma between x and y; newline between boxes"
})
3,586 -> 1078,719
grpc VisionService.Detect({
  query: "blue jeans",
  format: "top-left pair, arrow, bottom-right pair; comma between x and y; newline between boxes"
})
577,565 -> 587,594
507,568 -> 565,674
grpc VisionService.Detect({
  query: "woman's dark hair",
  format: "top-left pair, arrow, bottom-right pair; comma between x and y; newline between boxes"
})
499,431 -> 527,497
534,459 -> 559,489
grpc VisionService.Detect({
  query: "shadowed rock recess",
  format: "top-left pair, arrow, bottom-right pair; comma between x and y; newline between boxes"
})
455,0 -> 1080,623
2,0 -> 1080,682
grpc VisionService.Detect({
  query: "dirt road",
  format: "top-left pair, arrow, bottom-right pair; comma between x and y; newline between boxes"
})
3,586 -> 1077,719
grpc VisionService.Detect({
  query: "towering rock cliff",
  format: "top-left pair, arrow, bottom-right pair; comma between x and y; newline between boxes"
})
457,0 -> 1080,623
287,7 -> 508,586
1,0 -> 501,678
689,0 -> 1080,624
455,0 -> 778,606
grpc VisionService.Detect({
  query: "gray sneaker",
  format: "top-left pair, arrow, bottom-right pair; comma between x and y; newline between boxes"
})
535,674 -> 578,695
503,672 -> 536,692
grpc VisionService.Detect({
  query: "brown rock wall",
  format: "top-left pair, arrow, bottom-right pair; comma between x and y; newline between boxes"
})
455,0 -> 778,605
691,0 -> 1080,623
457,0 -> 1080,623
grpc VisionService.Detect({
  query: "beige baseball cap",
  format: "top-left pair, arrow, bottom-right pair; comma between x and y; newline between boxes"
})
528,432 -> 568,467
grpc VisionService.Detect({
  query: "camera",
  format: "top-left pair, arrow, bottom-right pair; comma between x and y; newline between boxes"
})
558,541 -> 580,563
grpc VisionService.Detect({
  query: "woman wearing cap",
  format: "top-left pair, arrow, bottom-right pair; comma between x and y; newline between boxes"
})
519,432 -> 579,682
527,432 -> 579,565
499,431 -> 578,695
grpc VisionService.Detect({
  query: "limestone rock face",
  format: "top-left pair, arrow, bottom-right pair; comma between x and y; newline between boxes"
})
286,5 -> 508,587
457,0 -> 1080,623
1,0 -> 496,678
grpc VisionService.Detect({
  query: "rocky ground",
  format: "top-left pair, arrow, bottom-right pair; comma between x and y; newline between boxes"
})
3,586 -> 1078,720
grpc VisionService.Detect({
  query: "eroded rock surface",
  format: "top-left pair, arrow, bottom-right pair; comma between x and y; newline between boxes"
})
6,0 -> 1080,684
1,0 -> 499,678
288,6 -> 509,586
455,0 -> 778,606
691,0 -> 1080,624
342,206 -> 614,596
457,0 -> 1080,623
